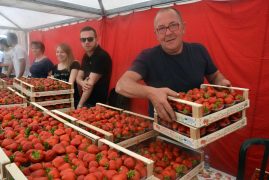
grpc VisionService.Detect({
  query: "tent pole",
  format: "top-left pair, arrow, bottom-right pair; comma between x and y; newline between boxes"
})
98,0 -> 106,16
0,12 -> 24,31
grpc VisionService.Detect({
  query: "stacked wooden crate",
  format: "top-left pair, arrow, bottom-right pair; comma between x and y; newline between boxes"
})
13,77 -> 74,112
153,84 -> 250,149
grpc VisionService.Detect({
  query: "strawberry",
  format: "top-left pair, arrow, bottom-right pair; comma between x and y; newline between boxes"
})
124,157 -> 135,169
66,145 -> 77,154
29,150 -> 44,163
112,173 -> 127,180
108,160 -> 117,170
47,168 -> 60,178
127,170 -> 141,180
74,165 -> 88,176
44,150 -> 56,162
104,170 -> 117,179
52,143 -> 65,155
31,169 -> 46,177
99,157 -> 109,167
52,156 -> 65,168
84,174 -> 97,180
87,144 -> 99,154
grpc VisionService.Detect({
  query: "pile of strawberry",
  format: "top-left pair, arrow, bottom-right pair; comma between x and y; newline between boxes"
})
1,77 -> 13,85
158,111 -> 243,137
0,89 -> 24,105
69,106 -> 152,142
22,78 -> 71,92
132,139 -> 201,180
169,86 -> 244,115
0,106 -> 147,180
69,106 -> 120,122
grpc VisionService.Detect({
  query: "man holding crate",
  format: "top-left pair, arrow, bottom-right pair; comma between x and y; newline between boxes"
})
116,8 -> 230,122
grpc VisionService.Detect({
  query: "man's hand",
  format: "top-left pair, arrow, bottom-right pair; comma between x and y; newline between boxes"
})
82,78 -> 91,91
217,79 -> 231,87
147,87 -> 178,122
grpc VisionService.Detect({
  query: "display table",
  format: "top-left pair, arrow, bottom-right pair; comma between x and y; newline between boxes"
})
195,167 -> 236,180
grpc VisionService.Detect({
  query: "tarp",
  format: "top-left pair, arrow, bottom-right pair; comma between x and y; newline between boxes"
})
30,0 -> 269,177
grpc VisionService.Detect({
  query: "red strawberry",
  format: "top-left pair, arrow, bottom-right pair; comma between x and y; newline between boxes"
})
44,150 -> 56,162
52,156 -> 65,168
29,150 -> 44,163
52,143 -> 65,155
66,145 -> 77,154
87,144 -> 99,154
124,157 -> 135,169
74,165 -> 88,176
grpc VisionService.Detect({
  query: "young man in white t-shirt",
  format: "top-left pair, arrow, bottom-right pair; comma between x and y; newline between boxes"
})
6,32 -> 29,77
0,38 -> 14,76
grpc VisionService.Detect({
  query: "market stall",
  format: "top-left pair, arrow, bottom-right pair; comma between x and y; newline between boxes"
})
0,0 -> 269,179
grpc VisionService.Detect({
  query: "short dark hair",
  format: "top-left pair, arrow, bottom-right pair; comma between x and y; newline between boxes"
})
31,41 -> 45,53
80,26 -> 97,37
154,7 -> 183,27
0,38 -> 9,48
6,32 -> 18,45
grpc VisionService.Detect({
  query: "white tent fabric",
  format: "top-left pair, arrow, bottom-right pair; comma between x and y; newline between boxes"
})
0,0 -> 201,31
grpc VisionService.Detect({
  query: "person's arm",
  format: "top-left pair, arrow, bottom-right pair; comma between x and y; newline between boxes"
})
116,71 -> 178,122
17,58 -> 26,77
206,70 -> 231,86
68,69 -> 79,84
0,63 -> 9,67
6,62 -> 14,77
77,73 -> 102,108
76,70 -> 85,87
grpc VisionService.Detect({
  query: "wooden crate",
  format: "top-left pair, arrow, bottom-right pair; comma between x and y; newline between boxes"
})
166,84 -> 249,128
0,147 -> 10,179
0,87 -> 27,108
52,105 -> 154,145
13,77 -> 28,93
0,78 -> 6,89
5,138 -> 154,180
125,135 -> 204,180
154,111 -> 247,149
0,78 -> 14,89
19,77 -> 74,97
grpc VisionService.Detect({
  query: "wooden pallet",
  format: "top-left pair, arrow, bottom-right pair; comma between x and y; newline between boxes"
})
166,84 -> 249,128
154,113 -> 247,149
0,87 -> 27,108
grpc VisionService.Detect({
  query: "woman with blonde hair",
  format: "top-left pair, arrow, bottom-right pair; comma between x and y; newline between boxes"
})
51,43 -> 80,108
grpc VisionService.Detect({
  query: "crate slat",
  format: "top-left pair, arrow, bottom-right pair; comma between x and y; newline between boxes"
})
153,117 -> 247,149
0,147 -> 10,179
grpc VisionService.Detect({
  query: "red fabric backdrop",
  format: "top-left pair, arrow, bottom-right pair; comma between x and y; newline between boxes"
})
29,0 -> 269,177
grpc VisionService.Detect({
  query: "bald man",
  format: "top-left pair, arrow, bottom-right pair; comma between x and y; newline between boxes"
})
116,7 -> 230,122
